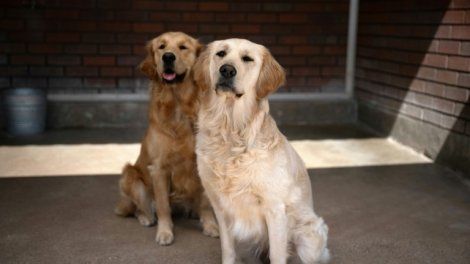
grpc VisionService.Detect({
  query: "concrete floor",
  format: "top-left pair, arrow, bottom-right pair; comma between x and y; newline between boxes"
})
0,125 -> 469,263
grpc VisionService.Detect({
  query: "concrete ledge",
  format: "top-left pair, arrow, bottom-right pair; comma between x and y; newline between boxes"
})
358,101 -> 470,177
44,94 -> 356,128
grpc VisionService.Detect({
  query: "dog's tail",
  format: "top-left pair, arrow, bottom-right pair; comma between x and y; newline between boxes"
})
294,214 -> 330,263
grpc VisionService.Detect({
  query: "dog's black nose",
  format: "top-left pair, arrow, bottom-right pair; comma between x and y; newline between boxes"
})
162,52 -> 176,63
219,64 -> 237,79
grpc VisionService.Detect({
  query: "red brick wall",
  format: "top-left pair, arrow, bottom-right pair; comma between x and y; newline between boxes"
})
356,0 -> 470,136
0,0 -> 348,94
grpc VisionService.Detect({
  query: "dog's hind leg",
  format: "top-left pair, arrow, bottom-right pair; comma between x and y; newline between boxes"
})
114,195 -> 136,216
197,192 -> 219,238
118,163 -> 156,226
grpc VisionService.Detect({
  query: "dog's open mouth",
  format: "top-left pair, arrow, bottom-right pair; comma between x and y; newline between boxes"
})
162,69 -> 186,84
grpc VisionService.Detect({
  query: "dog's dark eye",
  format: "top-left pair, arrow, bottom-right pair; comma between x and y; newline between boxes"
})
159,44 -> 165,49
216,50 -> 226,57
242,56 -> 254,62
179,45 -> 187,50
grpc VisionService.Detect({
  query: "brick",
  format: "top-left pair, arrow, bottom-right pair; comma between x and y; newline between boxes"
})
292,46 -> 321,55
445,86 -> 469,102
98,22 -> 132,32
182,12 -> 214,22
166,23 -> 198,33
82,33 -> 116,43
460,42 -> 470,56
79,10 -> 114,20
0,43 -> 25,53
49,77 -> 82,88
441,10 -> 466,24
436,70 -> 458,85
46,32 -> 80,43
29,66 -> 63,76
425,82 -> 445,96
279,14 -> 308,23
64,44 -> 97,54
117,34 -> 149,44
97,0 -> 131,9
279,36 -> 308,45
229,3 -> 260,12
100,67 -> 133,77
45,10 -> 79,19
269,46 -> 291,55
66,66 -> 99,77
438,40 -> 460,54
29,44 -> 62,54
133,0 -> 164,10
84,78 -> 116,89
11,55 -> 45,65
0,19 -> 23,30
12,77 -> 48,88
116,11 -> 149,21
48,55 -> 80,66
133,22 -> 164,33
117,56 -> 143,66
83,56 -> 115,66
215,13 -> 245,23
452,26 -> 470,40
321,67 -> 344,77
231,24 -> 260,34
292,67 -> 320,76
246,13 -> 275,23
199,2 -> 228,11
447,56 -> 470,71
118,78 -> 149,89
457,73 -> 470,87
0,66 -> 27,76
249,35 -> 277,45
423,54 -> 447,68
263,3 -> 292,12
431,97 -> 455,114
99,45 -> 131,55
149,12 -> 181,22
165,2 -> 198,11
277,56 -> 307,66
452,0 -> 470,8
199,24 -> 229,34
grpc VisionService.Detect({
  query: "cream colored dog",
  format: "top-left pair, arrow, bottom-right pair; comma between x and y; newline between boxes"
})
193,38 -> 330,264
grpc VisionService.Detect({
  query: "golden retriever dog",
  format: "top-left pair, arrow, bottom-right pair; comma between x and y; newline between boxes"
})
114,32 -> 219,245
193,39 -> 330,263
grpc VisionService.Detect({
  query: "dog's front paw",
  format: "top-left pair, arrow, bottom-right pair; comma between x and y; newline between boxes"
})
136,213 -> 155,227
202,222 -> 219,238
156,230 -> 174,245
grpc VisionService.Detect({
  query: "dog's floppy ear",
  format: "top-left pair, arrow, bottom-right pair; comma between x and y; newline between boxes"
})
193,45 -> 211,92
139,41 -> 156,79
256,48 -> 286,99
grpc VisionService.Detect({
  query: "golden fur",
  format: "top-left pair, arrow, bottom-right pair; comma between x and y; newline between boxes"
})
194,39 -> 329,263
115,32 -> 218,245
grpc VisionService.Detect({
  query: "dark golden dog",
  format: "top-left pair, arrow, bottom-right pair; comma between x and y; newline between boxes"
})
115,32 -> 218,245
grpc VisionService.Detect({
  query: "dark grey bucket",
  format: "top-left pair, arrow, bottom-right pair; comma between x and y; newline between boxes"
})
3,88 -> 46,136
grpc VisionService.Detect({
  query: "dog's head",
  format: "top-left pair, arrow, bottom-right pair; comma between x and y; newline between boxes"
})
194,38 -> 285,100
140,32 -> 202,84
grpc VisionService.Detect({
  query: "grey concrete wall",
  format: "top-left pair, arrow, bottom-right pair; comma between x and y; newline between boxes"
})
358,101 -> 470,177
43,97 -> 356,128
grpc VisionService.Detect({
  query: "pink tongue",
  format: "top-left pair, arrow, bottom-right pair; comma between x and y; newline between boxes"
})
163,73 -> 176,81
